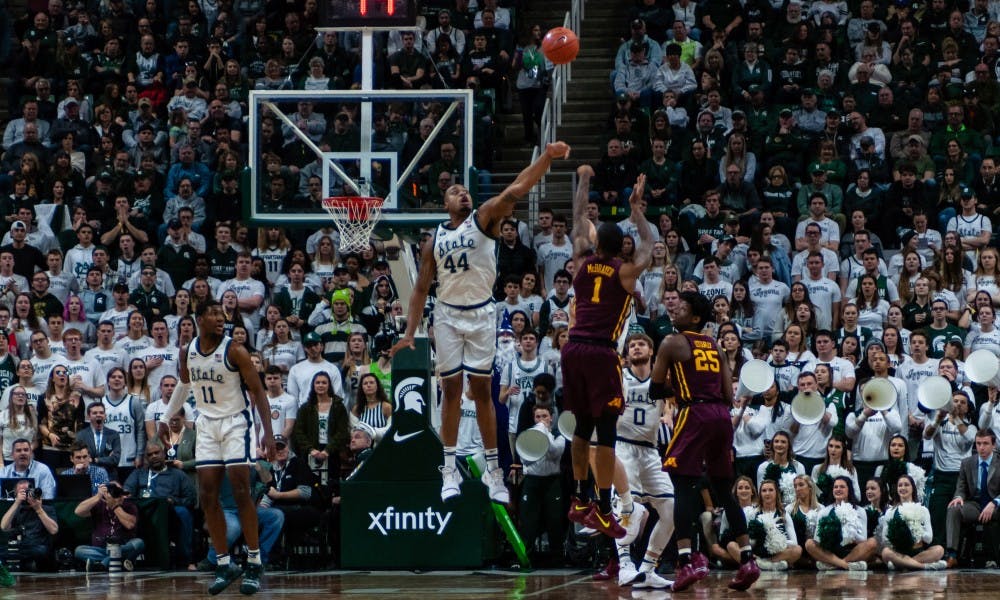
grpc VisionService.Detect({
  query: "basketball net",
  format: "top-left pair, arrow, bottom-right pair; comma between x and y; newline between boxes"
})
322,196 -> 384,254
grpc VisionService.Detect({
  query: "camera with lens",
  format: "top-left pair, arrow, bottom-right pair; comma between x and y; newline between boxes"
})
106,483 -> 125,499
372,322 -> 398,356
30,487 -> 42,500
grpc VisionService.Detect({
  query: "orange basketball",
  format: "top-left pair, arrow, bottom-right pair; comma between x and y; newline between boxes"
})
541,27 -> 579,65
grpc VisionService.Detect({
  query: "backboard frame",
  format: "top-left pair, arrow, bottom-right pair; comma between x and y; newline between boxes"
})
247,88 -> 474,227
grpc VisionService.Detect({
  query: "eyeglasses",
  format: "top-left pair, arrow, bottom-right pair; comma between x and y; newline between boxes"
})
53,370 -> 68,375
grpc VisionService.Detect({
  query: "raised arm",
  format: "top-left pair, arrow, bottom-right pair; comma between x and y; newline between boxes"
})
478,141 -> 571,233
619,174 -> 653,288
572,165 -> 596,260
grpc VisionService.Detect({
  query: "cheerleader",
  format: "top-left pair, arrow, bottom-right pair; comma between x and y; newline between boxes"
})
708,476 -> 758,567
756,430 -> 804,495
880,475 -> 947,570
863,477 -> 888,540
786,474 -> 821,566
874,434 -> 927,503
811,434 -> 862,503
742,479 -> 803,570
805,476 -> 879,570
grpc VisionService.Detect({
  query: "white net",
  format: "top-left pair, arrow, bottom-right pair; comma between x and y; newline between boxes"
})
322,197 -> 384,254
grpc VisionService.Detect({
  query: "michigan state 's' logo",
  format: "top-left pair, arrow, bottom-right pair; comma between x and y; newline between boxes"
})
394,377 -> 426,414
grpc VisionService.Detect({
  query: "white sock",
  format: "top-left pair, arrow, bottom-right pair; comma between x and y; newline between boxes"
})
485,447 -> 499,472
620,491 -> 634,514
640,557 -> 658,573
217,554 -> 230,566
246,549 -> 261,565
443,447 -> 457,469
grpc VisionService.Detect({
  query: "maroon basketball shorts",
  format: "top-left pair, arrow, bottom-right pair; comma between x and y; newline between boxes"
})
662,402 -> 734,478
560,341 -> 625,418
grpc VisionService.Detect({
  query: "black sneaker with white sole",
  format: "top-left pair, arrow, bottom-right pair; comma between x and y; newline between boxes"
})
208,562 -> 244,595
240,562 -> 263,595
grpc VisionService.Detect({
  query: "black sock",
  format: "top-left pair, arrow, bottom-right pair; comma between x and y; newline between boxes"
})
574,480 -> 586,499
598,487 -> 612,514
677,549 -> 691,567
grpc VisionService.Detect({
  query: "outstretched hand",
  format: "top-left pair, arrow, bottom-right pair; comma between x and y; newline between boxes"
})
577,164 -> 594,178
629,174 -> 647,212
546,141 -> 571,159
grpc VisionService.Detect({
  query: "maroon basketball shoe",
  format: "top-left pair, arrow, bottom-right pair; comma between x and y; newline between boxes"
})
567,498 -> 594,525
690,551 -> 710,580
672,562 -> 699,592
728,558 -> 761,591
583,506 -> 626,539
592,557 -> 619,581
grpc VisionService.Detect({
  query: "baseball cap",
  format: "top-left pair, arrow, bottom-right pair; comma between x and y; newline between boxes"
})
303,332 -> 322,344
961,186 -> 975,199
351,421 -> 376,439
97,171 -> 114,181
11,221 -> 26,231
907,134 -> 924,145
725,214 -> 739,225
732,109 -> 746,119
900,229 -> 917,247
631,19 -> 644,29
113,282 -> 130,293
748,84 -> 762,94
273,434 -> 288,448
167,218 -> 182,230
330,288 -> 352,306
809,162 -> 825,175
779,108 -> 793,117
826,108 -> 840,118
800,87 -> 816,96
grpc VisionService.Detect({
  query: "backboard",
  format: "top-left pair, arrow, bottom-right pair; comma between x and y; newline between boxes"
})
246,88 -> 477,230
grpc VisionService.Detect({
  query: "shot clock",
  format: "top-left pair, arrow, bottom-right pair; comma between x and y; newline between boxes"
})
319,0 -> 417,28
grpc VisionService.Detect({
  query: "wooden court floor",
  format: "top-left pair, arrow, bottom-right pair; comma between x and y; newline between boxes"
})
3,568 -> 998,598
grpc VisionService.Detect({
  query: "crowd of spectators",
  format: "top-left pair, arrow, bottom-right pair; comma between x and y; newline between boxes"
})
0,0 -> 550,572
482,0 -> 1000,573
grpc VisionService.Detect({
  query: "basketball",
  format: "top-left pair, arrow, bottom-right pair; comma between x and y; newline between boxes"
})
541,27 -> 579,65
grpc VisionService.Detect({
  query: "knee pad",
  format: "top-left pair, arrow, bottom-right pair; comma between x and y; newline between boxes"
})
593,413 -> 617,447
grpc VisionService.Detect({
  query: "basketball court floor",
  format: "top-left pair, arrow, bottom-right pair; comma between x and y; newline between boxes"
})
4,568 -> 996,598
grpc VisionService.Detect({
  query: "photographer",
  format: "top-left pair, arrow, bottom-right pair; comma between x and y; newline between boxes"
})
72,481 -> 143,571
0,479 -> 58,570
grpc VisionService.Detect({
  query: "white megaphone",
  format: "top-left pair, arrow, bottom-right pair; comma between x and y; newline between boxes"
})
514,426 -> 550,462
917,375 -> 953,411
966,349 -> 1000,388
791,391 -> 827,425
862,378 -> 897,412
737,359 -> 775,398
557,410 -> 576,442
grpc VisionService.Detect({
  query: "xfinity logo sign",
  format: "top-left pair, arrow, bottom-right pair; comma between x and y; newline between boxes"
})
368,506 -> 453,536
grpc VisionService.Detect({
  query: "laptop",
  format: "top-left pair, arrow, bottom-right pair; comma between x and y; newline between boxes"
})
56,474 -> 92,500
0,477 -> 34,500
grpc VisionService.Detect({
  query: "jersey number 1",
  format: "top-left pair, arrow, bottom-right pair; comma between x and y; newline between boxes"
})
443,252 -> 469,273
591,276 -> 603,303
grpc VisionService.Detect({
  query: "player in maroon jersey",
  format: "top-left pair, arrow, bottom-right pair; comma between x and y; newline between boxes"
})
561,167 -> 654,539
651,290 -> 760,591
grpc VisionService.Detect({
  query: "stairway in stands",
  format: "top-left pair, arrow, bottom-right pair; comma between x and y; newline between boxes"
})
492,0 -> 625,217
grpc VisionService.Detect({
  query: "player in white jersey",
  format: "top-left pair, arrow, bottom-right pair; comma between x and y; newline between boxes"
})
614,334 -> 674,589
156,299 -> 274,595
394,141 -> 570,505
